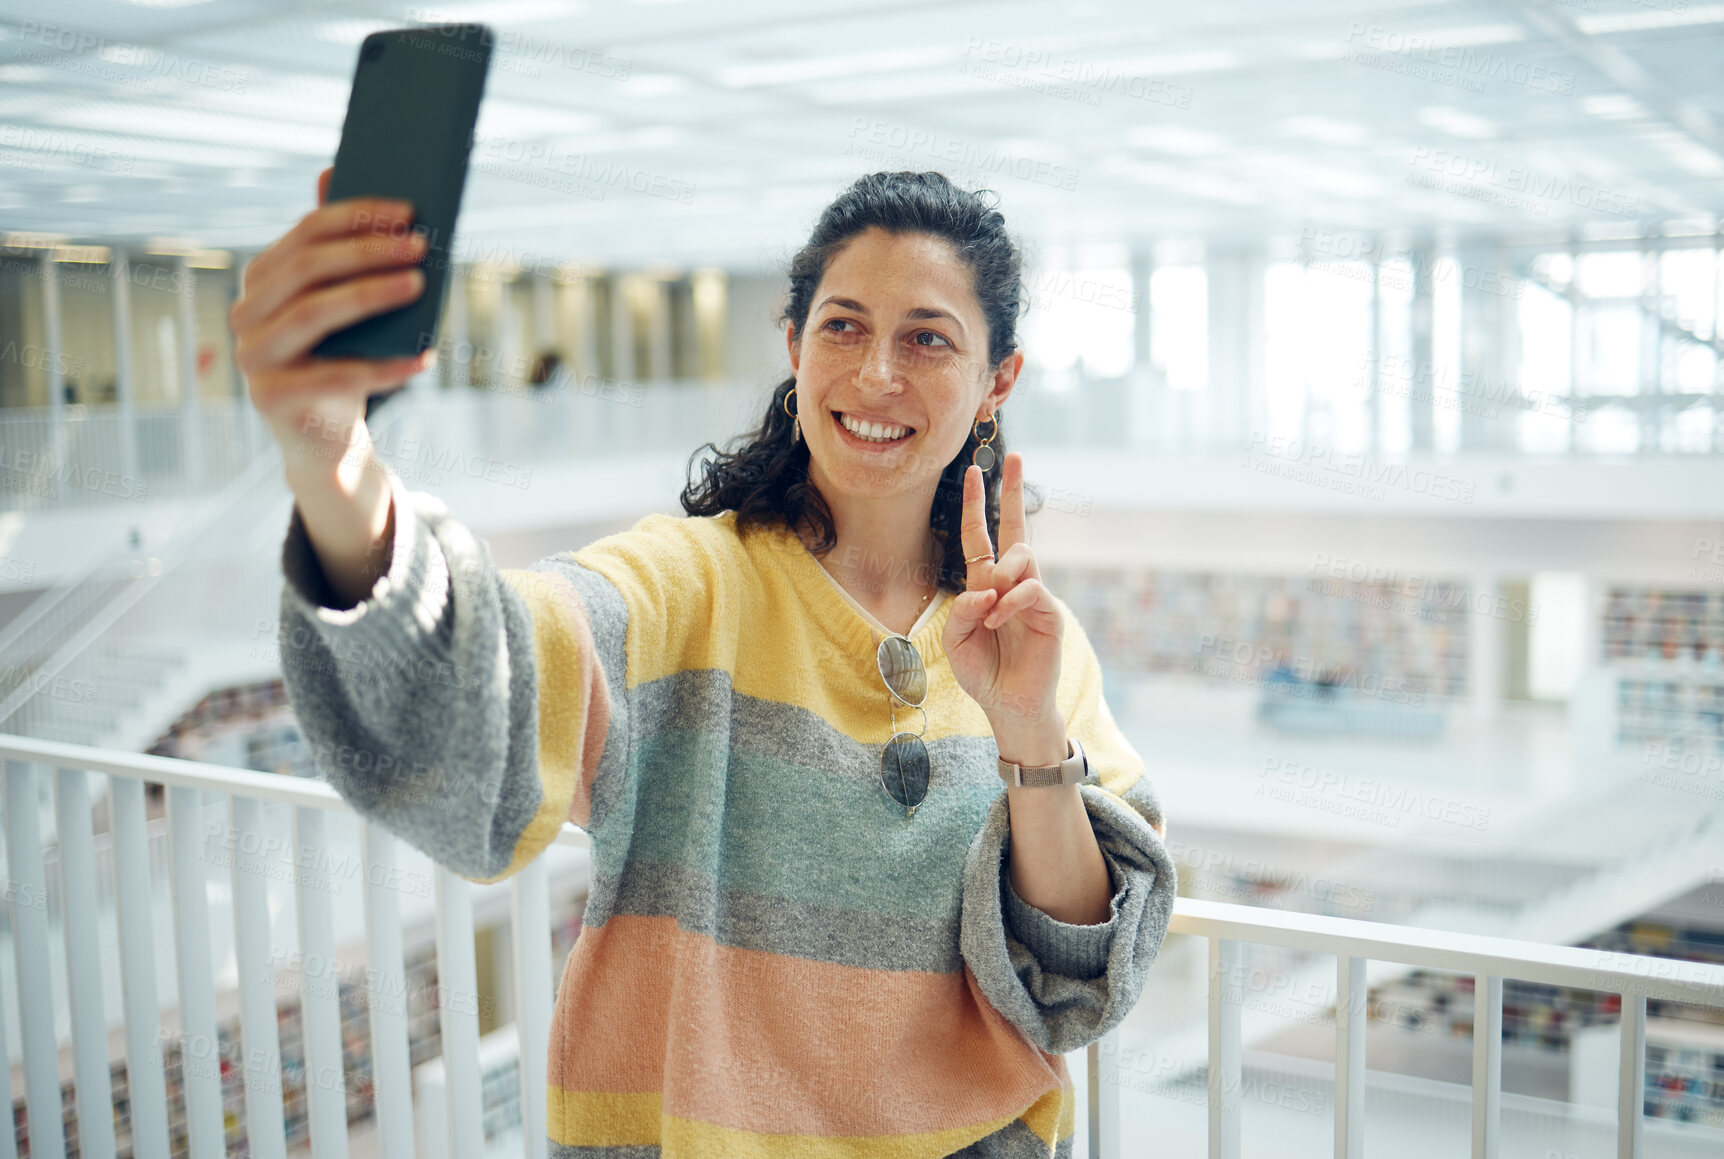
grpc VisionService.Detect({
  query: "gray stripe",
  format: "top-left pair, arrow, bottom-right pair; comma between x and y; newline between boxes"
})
548,1144 -> 659,1159
1118,771 -> 1165,833
585,858 -> 963,972
945,1115 -> 1074,1158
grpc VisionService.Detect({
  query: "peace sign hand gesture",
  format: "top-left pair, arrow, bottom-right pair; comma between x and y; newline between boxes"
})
943,452 -> 1064,745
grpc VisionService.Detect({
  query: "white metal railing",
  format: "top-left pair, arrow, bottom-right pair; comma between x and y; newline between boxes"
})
1,733 -> 569,1159
0,399 -> 265,512
1164,900 -> 1724,1159
0,735 -> 1117,1158
6,732 -> 1724,1159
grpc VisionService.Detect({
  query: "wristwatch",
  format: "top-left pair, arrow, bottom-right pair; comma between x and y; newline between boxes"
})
998,735 -> 1093,788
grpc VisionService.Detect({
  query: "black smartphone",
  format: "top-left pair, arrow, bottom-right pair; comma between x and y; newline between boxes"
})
311,23 -> 494,419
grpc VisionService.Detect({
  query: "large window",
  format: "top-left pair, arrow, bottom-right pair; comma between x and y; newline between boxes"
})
1149,255 -> 1207,395
1265,256 -> 1373,453
1521,242 -> 1724,454
1019,244 -> 1134,389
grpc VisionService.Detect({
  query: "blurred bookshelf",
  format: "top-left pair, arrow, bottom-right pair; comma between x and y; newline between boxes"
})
1044,565 -> 1470,700
1602,585 -> 1724,754
1368,915 -> 1724,1125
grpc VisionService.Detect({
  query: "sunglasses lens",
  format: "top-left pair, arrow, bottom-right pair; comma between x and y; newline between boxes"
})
880,733 -> 930,809
877,636 -> 927,706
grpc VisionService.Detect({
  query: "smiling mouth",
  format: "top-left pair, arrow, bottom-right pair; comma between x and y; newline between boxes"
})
832,410 -> 915,445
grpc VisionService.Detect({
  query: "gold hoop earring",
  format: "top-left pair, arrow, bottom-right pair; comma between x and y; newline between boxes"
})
784,386 -> 801,444
972,410 -> 998,470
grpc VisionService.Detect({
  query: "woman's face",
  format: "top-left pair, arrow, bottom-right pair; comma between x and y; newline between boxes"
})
787,225 -> 1021,503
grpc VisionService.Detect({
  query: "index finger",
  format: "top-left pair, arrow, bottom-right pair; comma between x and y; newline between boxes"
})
961,463 -> 994,590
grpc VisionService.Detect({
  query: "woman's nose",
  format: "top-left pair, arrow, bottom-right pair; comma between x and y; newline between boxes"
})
858,337 -> 902,385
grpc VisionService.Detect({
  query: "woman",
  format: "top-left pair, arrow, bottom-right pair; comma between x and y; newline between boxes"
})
232,169 -> 1175,1158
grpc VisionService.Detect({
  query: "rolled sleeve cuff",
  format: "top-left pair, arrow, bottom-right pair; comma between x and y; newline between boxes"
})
1001,849 -> 1124,982
279,466 -> 453,658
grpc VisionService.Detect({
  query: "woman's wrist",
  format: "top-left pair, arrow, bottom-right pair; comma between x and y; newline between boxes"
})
992,712 -> 1068,769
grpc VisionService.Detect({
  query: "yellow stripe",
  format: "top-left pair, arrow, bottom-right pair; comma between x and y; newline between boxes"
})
1017,1080 -> 1076,1146
546,1086 -> 1040,1156
548,1089 -> 664,1147
460,568 -> 589,885
1052,594 -> 1151,806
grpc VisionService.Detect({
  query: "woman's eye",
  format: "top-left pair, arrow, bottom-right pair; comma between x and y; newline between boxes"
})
823,318 -> 857,334
911,330 -> 952,349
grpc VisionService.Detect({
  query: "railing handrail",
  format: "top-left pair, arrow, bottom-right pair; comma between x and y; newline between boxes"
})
1170,898 -> 1724,1005
0,731 -> 593,847
9,731 -> 1720,1010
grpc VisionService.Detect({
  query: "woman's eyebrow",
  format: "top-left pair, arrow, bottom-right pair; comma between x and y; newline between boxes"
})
814,295 -> 968,337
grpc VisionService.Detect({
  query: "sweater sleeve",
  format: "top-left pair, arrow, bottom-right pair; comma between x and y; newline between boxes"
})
958,599 -> 1176,1056
275,466 -> 656,884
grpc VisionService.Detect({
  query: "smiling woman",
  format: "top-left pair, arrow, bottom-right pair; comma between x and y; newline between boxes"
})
271,168 -> 1173,1159
682,171 -> 1038,617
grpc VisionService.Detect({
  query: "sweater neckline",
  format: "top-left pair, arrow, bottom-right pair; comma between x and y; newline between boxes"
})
755,516 -> 956,662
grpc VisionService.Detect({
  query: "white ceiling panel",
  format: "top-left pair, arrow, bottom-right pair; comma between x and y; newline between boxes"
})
0,0 -> 1721,267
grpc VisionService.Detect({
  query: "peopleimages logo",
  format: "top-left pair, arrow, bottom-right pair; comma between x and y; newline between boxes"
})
1242,432 -> 1477,505
1342,23 -> 1576,94
1259,757 -> 1492,831
1406,148 -> 1640,218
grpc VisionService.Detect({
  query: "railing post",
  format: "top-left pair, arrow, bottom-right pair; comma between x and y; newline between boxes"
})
168,784 -> 226,1158
1470,973 -> 1502,1159
363,820 -> 417,1159
0,922 -> 13,1159
54,767 -> 117,1159
112,776 -> 171,1159
293,807 -> 351,1159
229,794 -> 288,1158
511,855 -> 553,1159
176,254 -> 204,487
1617,992 -> 1646,1159
1335,955 -> 1366,1159
111,252 -> 140,483
1087,1030 -> 1120,1159
1208,937 -> 1241,1159
5,760 -> 67,1159
435,866 -> 485,1157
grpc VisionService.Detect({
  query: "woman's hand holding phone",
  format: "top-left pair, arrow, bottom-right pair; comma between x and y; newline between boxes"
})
229,166 -> 433,608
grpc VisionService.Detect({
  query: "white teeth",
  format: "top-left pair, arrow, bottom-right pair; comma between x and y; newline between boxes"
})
839,412 -> 908,442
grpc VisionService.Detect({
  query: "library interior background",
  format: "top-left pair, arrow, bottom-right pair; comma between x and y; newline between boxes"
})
4,0 -> 1724,1155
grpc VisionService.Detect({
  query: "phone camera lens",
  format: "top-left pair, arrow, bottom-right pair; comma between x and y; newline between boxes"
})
362,40 -> 385,62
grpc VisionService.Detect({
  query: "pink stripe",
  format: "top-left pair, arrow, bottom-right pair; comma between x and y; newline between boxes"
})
548,915 -> 1067,1137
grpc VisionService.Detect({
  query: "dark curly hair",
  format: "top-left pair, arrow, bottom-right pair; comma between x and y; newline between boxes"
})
679,170 -> 1041,595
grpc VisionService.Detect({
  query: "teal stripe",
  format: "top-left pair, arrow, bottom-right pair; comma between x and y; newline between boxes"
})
622,729 -> 1004,921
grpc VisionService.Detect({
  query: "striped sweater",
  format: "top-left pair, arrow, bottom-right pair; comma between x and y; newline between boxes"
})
276,467 -> 1176,1159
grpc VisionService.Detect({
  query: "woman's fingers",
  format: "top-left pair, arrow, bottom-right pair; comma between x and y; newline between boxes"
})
237,197 -> 418,328
997,451 -> 1027,558
234,228 -> 426,340
236,266 -> 426,375
241,196 -> 414,312
256,354 -> 432,408
991,541 -> 1039,590
961,464 -> 995,590
316,165 -> 333,207
982,577 -> 1055,631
